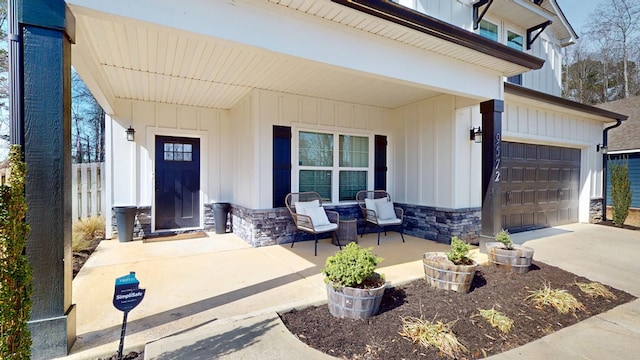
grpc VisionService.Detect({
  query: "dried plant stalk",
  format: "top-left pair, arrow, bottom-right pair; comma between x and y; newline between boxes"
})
479,308 -> 513,334
526,283 -> 585,314
576,281 -> 617,299
399,316 -> 467,359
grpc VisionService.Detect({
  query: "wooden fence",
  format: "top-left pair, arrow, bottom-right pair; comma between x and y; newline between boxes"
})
72,162 -> 105,220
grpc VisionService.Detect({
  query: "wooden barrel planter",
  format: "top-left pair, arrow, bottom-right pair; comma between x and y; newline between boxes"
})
485,242 -> 535,274
326,282 -> 386,319
422,252 -> 477,293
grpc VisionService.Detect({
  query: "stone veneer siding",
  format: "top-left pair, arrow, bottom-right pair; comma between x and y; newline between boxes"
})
112,203 -> 481,245
400,204 -> 481,244
589,198 -> 603,223
220,202 -> 480,247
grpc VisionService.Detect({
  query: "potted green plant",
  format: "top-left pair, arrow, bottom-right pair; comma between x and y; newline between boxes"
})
485,229 -> 534,274
322,242 -> 385,319
422,236 -> 477,293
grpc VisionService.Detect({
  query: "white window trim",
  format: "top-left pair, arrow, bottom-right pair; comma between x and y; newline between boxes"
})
506,28 -> 525,51
292,125 -> 375,204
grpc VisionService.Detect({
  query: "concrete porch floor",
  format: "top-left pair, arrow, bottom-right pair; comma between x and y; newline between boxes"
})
60,231 -> 475,359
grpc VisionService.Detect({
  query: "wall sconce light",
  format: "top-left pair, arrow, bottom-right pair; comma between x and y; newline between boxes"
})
470,126 -> 482,143
596,144 -> 608,154
126,126 -> 136,142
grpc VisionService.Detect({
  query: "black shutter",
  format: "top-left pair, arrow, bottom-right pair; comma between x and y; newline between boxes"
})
374,135 -> 387,190
273,126 -> 292,207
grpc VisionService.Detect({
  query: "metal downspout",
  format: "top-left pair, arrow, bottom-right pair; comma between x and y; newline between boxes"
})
601,119 -> 623,221
8,0 -> 24,146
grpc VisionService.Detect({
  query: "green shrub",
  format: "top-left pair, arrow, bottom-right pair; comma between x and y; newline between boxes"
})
609,157 -> 632,226
0,145 -> 33,359
495,229 -> 513,250
446,236 -> 473,265
322,242 -> 384,288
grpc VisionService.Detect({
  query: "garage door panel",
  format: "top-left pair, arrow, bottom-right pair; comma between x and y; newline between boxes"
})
501,142 -> 580,233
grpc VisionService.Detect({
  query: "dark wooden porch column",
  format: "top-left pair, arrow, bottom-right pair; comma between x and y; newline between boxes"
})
480,99 -> 504,239
8,0 -> 76,358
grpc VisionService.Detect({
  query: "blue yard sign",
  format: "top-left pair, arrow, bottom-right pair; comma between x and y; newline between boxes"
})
113,272 -> 146,312
113,272 -> 145,360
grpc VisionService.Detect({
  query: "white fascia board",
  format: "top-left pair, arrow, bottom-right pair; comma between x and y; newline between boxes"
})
67,0 -> 503,100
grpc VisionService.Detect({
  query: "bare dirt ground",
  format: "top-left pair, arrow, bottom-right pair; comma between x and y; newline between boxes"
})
280,260 -> 636,360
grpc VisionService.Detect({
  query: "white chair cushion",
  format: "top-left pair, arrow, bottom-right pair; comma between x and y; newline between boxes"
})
376,217 -> 402,226
314,223 -> 338,232
301,206 -> 331,226
364,197 -> 386,212
295,200 -> 319,213
376,201 -> 398,220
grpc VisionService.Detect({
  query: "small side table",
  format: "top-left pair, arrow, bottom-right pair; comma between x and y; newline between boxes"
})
333,218 -> 358,246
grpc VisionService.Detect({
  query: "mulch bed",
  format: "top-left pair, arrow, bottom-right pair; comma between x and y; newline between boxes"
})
280,261 -> 636,360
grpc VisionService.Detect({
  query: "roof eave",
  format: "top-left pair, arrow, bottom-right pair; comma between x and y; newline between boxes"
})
505,83 -> 628,121
331,0 -> 544,71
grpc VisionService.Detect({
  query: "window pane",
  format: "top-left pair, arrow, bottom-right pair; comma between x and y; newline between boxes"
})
299,131 -> 333,167
507,31 -> 523,50
339,135 -> 369,167
507,74 -> 522,85
479,20 -> 498,41
299,170 -> 332,200
339,171 -> 367,201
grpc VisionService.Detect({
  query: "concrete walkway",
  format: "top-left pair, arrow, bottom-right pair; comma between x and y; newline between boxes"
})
57,223 -> 640,360
59,231 -> 457,359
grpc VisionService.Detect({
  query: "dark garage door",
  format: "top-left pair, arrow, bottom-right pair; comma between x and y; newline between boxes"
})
501,142 -> 581,233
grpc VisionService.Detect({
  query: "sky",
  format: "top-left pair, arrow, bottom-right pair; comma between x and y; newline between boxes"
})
555,0 -> 601,37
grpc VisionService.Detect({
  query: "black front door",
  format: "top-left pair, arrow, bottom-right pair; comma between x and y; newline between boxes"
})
155,136 -> 201,230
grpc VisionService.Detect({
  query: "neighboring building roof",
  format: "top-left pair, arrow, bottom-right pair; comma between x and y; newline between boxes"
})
597,97 -> 640,152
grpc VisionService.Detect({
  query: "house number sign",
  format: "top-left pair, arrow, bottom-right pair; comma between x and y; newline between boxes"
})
494,133 -> 501,183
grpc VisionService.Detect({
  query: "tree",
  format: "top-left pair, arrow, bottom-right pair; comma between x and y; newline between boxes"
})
71,69 -> 105,163
0,0 -> 104,162
589,0 -> 640,100
563,41 -> 605,104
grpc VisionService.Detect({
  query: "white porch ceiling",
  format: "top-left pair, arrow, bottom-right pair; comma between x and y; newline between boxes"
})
71,4 -> 446,112
69,0 -> 535,112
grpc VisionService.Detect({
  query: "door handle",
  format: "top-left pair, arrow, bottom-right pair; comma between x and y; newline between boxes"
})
506,191 -> 512,202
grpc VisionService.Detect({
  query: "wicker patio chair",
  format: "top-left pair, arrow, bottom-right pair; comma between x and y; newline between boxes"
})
355,190 -> 405,245
285,192 -> 341,256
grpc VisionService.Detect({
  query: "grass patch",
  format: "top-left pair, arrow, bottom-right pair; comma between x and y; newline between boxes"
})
72,216 -> 105,252
399,316 -> 467,359
576,281 -> 617,299
479,307 -> 513,334
526,283 -> 585,314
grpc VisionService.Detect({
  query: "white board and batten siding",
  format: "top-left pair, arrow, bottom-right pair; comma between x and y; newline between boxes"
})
502,96 -> 606,223
253,89 -> 393,209
393,94 -> 483,210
